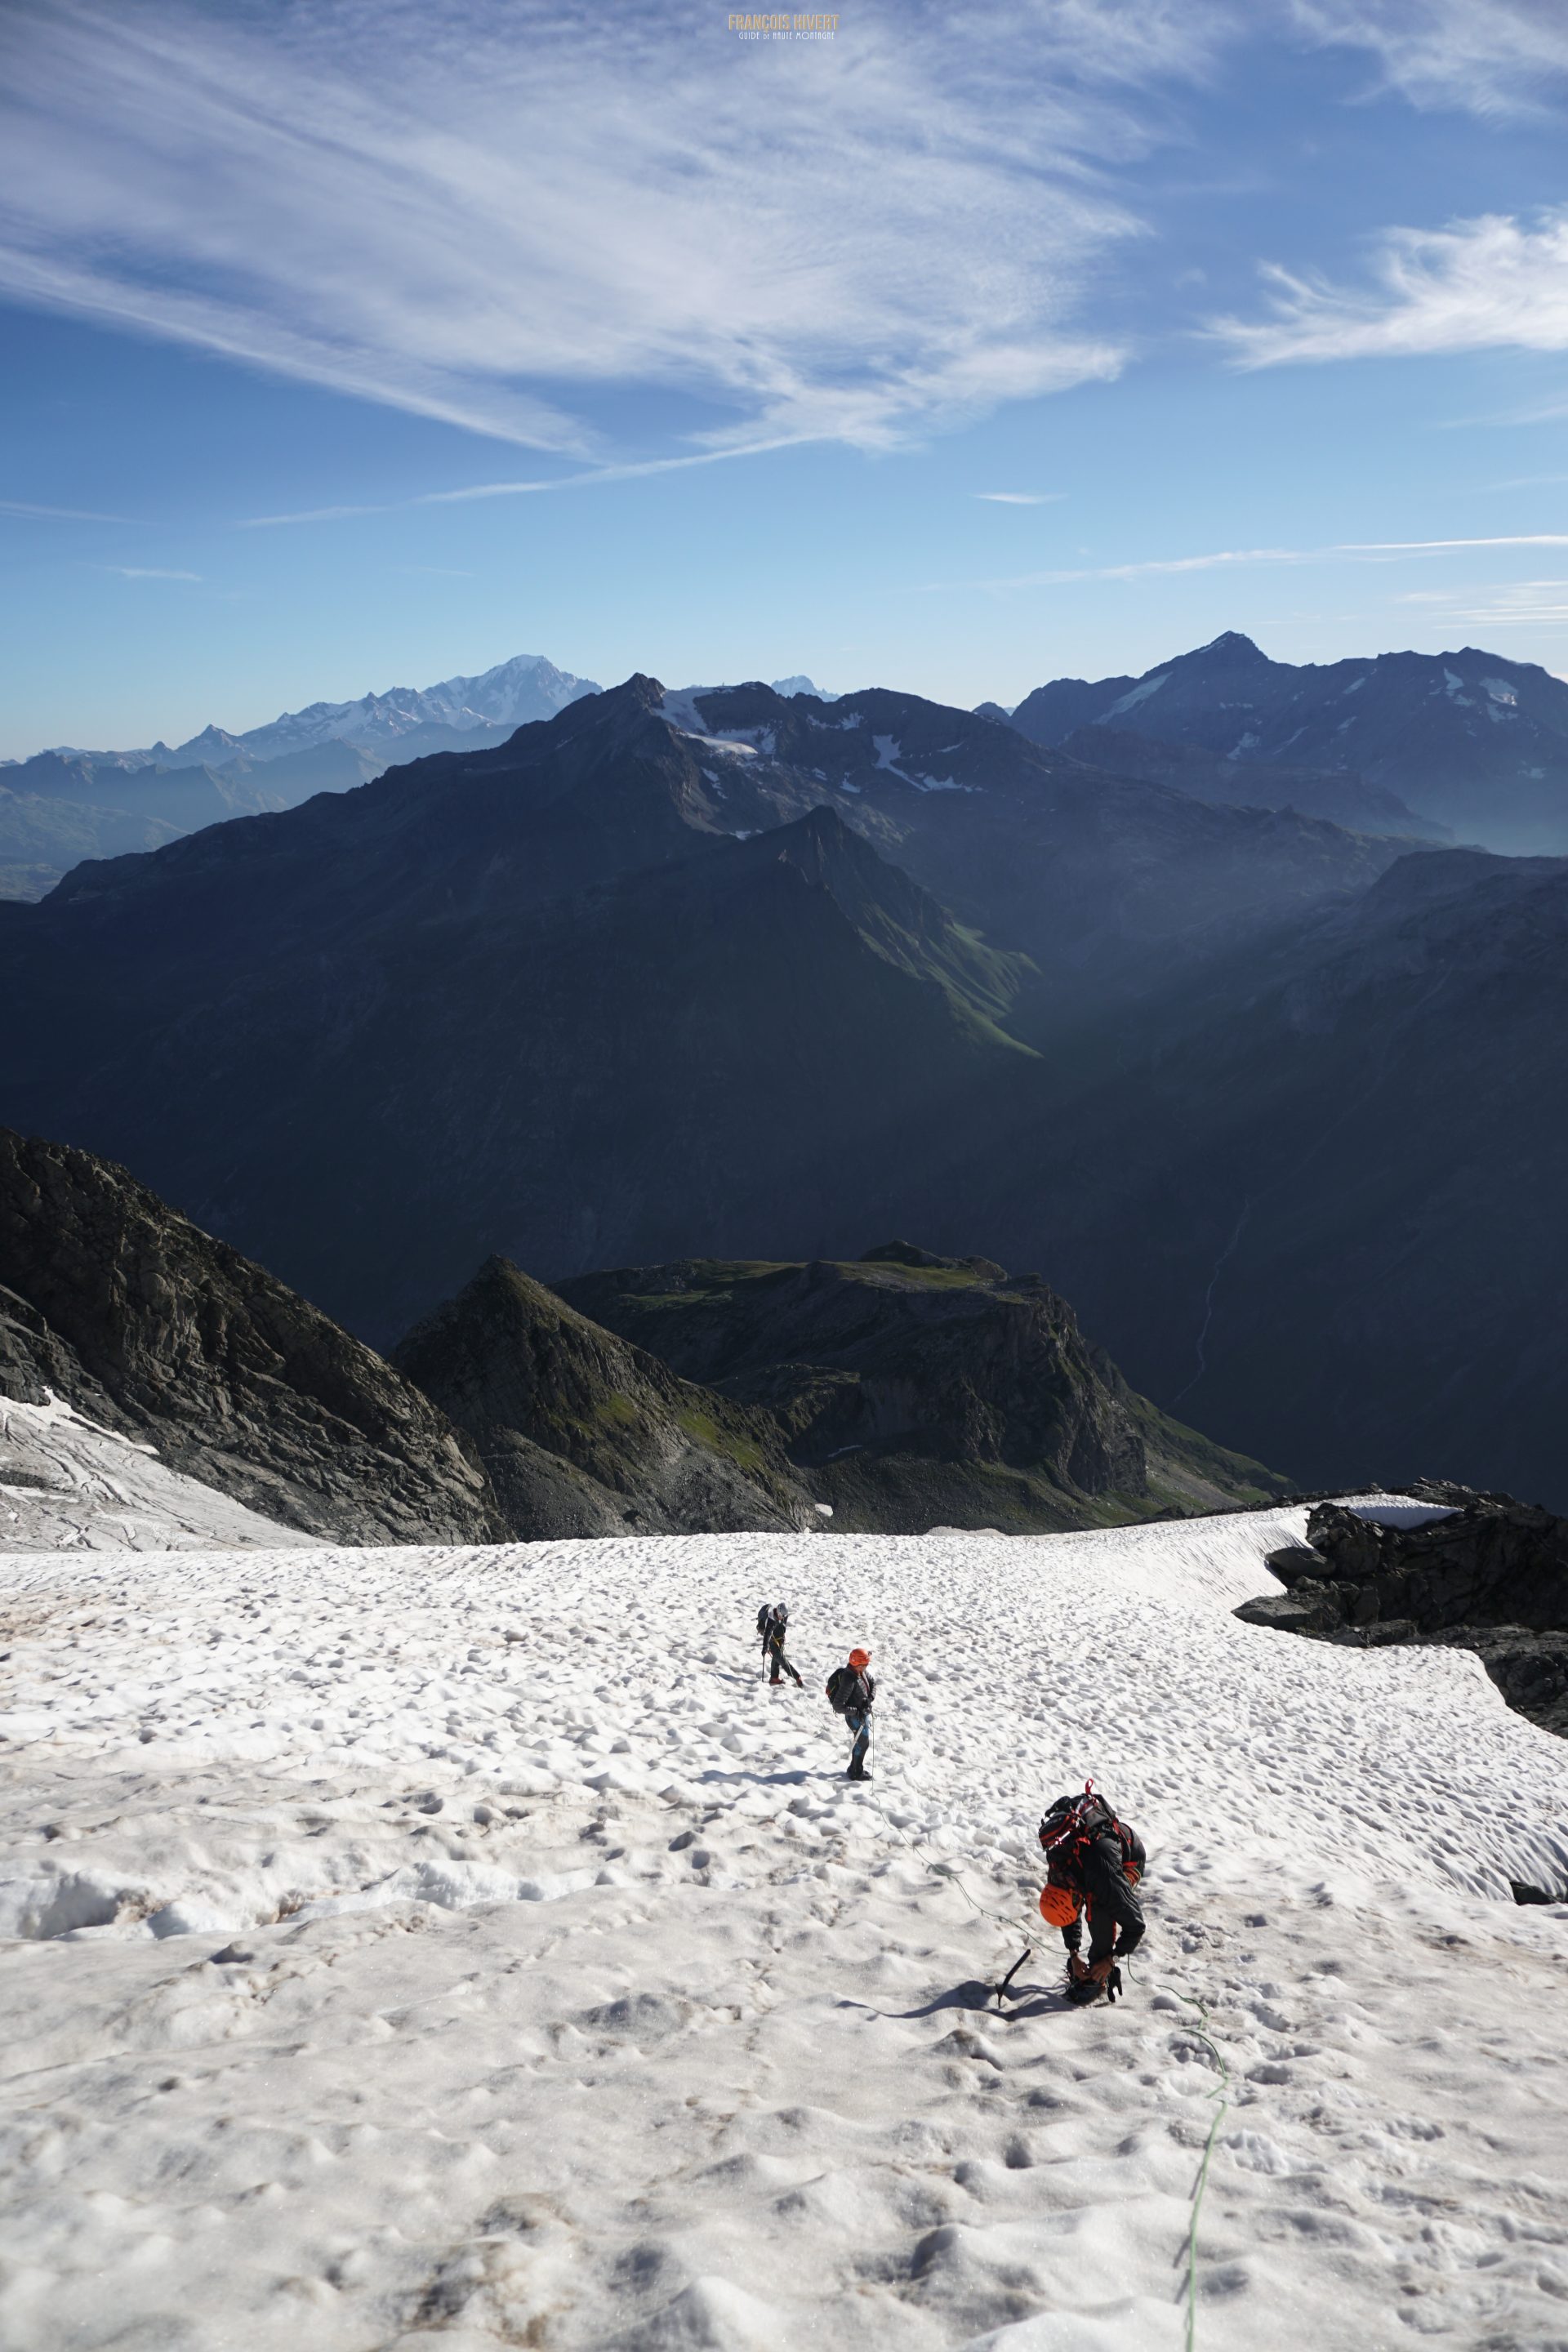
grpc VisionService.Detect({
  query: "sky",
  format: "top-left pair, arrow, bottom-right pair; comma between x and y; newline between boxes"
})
4,0 -> 1568,755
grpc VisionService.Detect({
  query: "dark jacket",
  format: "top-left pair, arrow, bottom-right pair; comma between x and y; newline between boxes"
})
829,1667 -> 875,1713
1049,1824 -> 1145,1959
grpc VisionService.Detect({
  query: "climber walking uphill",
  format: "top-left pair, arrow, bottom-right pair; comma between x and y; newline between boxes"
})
756,1601 -> 804,1688
826,1646 -> 875,1779
1038,1783 -> 1146,2005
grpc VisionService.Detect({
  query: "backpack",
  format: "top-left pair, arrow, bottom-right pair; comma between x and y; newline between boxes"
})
825,1664 -> 858,1714
1040,1786 -> 1143,1885
757,1603 -> 786,1638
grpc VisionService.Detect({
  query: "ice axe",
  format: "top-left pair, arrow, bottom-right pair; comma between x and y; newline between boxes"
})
994,1946 -> 1031,2006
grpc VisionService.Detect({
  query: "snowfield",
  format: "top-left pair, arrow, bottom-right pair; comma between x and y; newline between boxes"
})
2,1512 -> 1565,2352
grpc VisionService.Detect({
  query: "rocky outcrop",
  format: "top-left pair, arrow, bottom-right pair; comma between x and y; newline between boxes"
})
391,1256 -> 817,1539
1236,1486 -> 1568,1735
0,1128 -> 502,1546
557,1245 -> 1290,1535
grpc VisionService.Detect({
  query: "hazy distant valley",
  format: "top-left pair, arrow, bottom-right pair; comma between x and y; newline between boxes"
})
4,632 -> 1566,1517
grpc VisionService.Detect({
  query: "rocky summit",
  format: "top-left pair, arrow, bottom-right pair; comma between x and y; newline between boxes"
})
391,1256 -> 816,1539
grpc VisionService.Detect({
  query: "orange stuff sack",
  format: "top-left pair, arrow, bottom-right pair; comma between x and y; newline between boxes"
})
1039,1882 -> 1080,1929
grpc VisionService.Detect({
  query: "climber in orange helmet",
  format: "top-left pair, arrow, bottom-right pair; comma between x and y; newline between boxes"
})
825,1646 -> 875,1780
1038,1783 -> 1147,2005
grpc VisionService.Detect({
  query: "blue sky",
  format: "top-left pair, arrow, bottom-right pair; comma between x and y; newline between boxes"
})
4,0 -> 1568,755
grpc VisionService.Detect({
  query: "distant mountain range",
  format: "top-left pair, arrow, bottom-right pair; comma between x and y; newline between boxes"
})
13,651 -> 601,772
0,669 -> 1423,1339
0,653 -> 602,900
0,658 -> 846,901
1002,630 -> 1568,854
4,652 -> 1566,1503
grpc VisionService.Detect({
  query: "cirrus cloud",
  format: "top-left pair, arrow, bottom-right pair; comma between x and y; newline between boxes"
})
0,0 -> 1233,460
1214,209 -> 1568,368
1290,0 -> 1568,119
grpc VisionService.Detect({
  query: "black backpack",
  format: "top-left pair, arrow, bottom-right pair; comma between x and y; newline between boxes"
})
757,1603 -> 786,1638
825,1664 -> 858,1713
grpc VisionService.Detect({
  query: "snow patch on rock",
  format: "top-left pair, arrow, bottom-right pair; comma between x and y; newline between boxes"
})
0,1396 -> 315,1552
1103,674 -> 1167,717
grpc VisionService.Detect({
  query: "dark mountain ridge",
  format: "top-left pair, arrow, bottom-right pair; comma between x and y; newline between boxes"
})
1009,631 -> 1568,853
0,1127 -> 501,1545
1,670 -> 1416,1342
678,677 -> 1419,1013
0,683 -> 1043,1337
4,666 -> 1559,1500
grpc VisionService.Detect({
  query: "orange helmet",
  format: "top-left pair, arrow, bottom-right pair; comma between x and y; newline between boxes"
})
1039,1882 -> 1080,1928
848,1647 -> 871,1669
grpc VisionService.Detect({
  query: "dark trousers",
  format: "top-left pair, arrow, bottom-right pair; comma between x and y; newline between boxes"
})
764,1634 -> 801,1685
1086,1900 -> 1119,1967
844,1706 -> 871,1775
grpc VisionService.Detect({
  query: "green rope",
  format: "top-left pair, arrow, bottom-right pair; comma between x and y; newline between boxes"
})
862,1725 -> 1230,2350
1171,1989 -> 1231,2352
795,1659 -> 1229,2345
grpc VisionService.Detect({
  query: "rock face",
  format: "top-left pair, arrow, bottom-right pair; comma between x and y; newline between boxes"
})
557,1245 -> 1290,1535
1235,1486 -> 1568,1735
391,1256 -> 815,1539
0,1128 -> 501,1546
